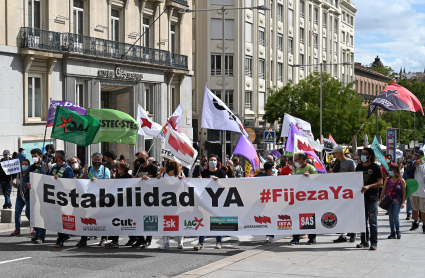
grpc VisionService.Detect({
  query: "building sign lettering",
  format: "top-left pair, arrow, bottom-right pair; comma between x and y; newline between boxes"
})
98,67 -> 143,82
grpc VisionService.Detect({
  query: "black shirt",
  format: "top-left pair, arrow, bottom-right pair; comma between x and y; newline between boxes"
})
133,163 -> 159,178
0,158 -> 12,183
104,161 -> 120,179
118,173 -> 132,179
356,162 -> 383,202
42,153 -> 55,164
201,168 -> 227,179
72,167 -> 84,179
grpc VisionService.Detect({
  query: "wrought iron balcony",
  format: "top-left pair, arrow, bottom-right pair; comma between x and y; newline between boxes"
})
20,27 -> 61,52
20,28 -> 188,70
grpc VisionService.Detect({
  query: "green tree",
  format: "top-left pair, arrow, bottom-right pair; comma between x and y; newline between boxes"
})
369,63 -> 394,79
264,72 -> 388,144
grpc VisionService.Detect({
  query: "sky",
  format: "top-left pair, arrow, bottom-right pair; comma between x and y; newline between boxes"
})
354,0 -> 425,74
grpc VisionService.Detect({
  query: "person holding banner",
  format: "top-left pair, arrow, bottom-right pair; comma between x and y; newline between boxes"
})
279,157 -> 294,176
69,157 -> 85,179
42,144 -> 55,164
194,154 -> 226,250
289,152 -> 318,246
0,150 -> 13,209
356,148 -> 383,250
410,151 -> 425,233
26,148 -> 50,244
103,150 -> 120,179
10,159 -> 31,236
157,159 -> 185,250
258,161 -> 278,243
232,157 -> 243,178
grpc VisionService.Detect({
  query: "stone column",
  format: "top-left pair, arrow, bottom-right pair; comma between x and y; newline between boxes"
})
88,79 -> 101,157
64,76 -> 77,158
136,83 -> 146,155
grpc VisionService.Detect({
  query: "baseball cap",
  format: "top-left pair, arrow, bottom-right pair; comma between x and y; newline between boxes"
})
416,150 -> 424,156
330,145 -> 344,154
19,148 -> 25,152
3,150 -> 10,155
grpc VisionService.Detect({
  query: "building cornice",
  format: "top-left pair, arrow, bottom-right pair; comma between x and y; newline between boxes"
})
341,1 -> 357,13
354,64 -> 392,83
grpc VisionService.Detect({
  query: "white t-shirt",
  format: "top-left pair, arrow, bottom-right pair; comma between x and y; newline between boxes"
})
413,164 -> 425,198
162,172 -> 185,178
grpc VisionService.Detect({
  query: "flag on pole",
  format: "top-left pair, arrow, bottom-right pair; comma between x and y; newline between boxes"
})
46,99 -> 87,127
305,151 -> 326,173
329,134 -> 337,147
162,103 -> 183,136
87,108 -> 139,145
281,113 -> 314,139
367,81 -> 424,118
137,104 -> 163,138
270,150 -> 282,159
371,135 -> 389,172
201,87 -> 248,136
233,134 -> 260,172
163,128 -> 197,168
50,107 -> 100,147
286,123 -> 323,152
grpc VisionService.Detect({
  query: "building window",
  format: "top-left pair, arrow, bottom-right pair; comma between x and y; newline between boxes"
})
259,92 -> 265,113
350,16 -> 354,25
170,24 -> 176,53
278,4 -> 283,22
334,18 -> 338,34
323,37 -> 326,51
111,8 -> 120,42
245,56 -> 252,77
212,90 -> 233,110
259,59 -> 265,79
146,86 -> 154,114
278,62 -> 283,81
314,34 -> 318,48
28,75 -> 42,119
341,31 -> 345,43
171,86 -> 177,112
323,13 -> 327,28
270,30 -> 273,48
334,64 -> 337,77
300,27 -> 304,43
245,22 -> 252,42
211,54 -> 233,76
259,27 -> 265,46
143,17 -> 150,47
288,9 -> 293,27
270,0 -> 273,18
314,7 -> 319,25
29,0 -> 41,29
271,62 -> 273,81
350,35 -> 353,46
299,54 -> 304,69
76,83 -> 84,108
192,90 -> 196,111
334,42 -> 337,55
300,1 -> 305,17
314,58 -> 318,72
73,0 -> 84,35
275,35 -> 282,51
258,0 -> 265,14
288,65 -> 292,81
342,11 -> 346,22
360,80 -> 363,94
245,91 -> 252,110
287,37 -> 292,53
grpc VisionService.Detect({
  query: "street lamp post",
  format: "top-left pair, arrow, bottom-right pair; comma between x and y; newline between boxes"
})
179,5 -> 269,164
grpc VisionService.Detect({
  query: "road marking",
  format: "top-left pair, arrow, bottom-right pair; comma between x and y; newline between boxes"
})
0,257 -> 32,264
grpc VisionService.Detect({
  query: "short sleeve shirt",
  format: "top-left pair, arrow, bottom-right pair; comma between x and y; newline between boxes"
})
356,162 -> 383,202
294,164 -> 318,175
201,169 -> 227,179
133,163 -> 159,178
338,159 -> 356,173
88,165 -> 110,179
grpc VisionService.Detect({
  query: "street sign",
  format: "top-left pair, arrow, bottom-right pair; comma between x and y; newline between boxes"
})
386,129 -> 397,160
264,131 -> 275,143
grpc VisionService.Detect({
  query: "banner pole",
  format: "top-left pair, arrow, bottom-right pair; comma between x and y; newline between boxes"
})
41,125 -> 48,157
147,132 -> 161,154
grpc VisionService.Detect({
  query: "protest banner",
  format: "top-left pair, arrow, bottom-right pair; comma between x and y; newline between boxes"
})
0,159 -> 21,175
30,172 -> 366,236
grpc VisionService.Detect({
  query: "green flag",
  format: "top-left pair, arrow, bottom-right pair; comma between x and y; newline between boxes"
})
87,108 -> 139,145
371,136 -> 389,172
51,106 -> 101,147
406,179 -> 419,198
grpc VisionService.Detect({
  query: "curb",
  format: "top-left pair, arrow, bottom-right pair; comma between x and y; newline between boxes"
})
174,239 -> 285,278
0,220 -> 30,232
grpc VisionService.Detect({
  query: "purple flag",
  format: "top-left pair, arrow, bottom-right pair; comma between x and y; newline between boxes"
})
285,123 -> 303,152
270,149 -> 282,158
46,98 -> 87,127
233,134 -> 260,171
305,151 -> 327,174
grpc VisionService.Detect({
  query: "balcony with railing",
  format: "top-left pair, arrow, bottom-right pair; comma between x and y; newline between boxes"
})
20,27 -> 188,70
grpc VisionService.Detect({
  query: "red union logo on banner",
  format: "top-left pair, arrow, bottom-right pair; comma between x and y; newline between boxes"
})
62,214 -> 76,231
168,134 -> 195,158
81,217 -> 97,225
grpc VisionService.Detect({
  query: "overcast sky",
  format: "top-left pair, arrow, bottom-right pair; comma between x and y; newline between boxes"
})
354,0 -> 425,73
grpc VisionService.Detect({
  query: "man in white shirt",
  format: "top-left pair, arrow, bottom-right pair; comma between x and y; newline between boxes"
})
410,151 -> 425,233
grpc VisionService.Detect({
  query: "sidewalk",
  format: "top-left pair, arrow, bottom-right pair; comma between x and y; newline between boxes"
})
0,188 -> 29,231
176,209 -> 425,278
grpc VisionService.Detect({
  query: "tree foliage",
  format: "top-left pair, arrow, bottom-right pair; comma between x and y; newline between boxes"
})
369,63 -> 394,79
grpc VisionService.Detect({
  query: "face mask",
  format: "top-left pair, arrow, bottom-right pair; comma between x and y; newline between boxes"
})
93,162 -> 102,168
72,163 -> 79,170
209,161 -> 217,168
32,157 -> 40,164
289,165 -> 295,170
389,171 -> 394,176
361,155 -> 368,163
271,168 -> 277,175
3,155 -> 7,159
139,158 -> 146,164
167,162 -> 175,171
386,159 -> 391,164
294,162 -> 302,168
22,165 -> 29,171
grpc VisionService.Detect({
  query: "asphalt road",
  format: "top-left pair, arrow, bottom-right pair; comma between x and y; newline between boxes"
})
0,229 -> 290,278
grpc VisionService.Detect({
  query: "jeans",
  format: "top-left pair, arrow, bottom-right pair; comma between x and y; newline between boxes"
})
406,197 -> 413,216
24,198 -> 46,239
361,200 -> 378,245
14,197 -> 29,231
292,234 -> 316,242
1,182 -> 12,208
35,227 -> 46,239
388,203 -> 401,233
199,236 -> 222,244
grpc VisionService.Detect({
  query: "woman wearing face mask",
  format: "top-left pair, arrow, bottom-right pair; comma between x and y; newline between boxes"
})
157,159 -> 185,250
379,164 -> 406,239
221,165 -> 235,178
280,157 -> 294,175
10,159 -> 31,236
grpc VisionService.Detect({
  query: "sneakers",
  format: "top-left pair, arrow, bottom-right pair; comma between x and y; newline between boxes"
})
141,242 -> 150,249
410,221 -> 420,231
349,233 -> 356,242
98,239 -> 107,246
31,234 -> 38,242
388,232 -> 396,239
289,240 -> 299,246
215,242 -> 222,249
370,244 -> 377,250
267,237 -> 276,243
34,238 -> 45,244
11,230 -> 20,236
76,240 -> 87,247
178,243 -> 183,249
265,236 -> 270,242
193,243 -> 203,250
396,231 -> 402,239
158,244 -> 170,250
54,239 -> 64,248
300,234 -> 308,239
307,239 -> 316,245
31,229 -> 36,235
356,243 -> 370,248
333,235 -> 348,243
124,240 -> 136,246
132,241 -> 141,248
105,241 -> 119,248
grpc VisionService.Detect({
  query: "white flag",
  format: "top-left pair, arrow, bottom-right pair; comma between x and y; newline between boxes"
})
137,105 -> 163,138
164,128 -> 197,168
201,87 -> 247,136
293,133 -> 317,153
281,113 -> 314,139
162,103 -> 183,136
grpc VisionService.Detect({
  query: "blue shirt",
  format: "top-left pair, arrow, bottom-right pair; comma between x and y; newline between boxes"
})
16,153 -> 27,165
48,163 -> 73,179
88,165 -> 110,179
22,161 -> 50,189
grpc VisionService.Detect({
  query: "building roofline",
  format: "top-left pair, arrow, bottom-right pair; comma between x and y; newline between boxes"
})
354,63 -> 392,82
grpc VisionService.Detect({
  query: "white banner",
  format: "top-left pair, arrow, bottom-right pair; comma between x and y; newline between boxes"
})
1,159 -> 21,175
163,128 -> 197,168
281,113 -> 314,139
31,173 -> 366,236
